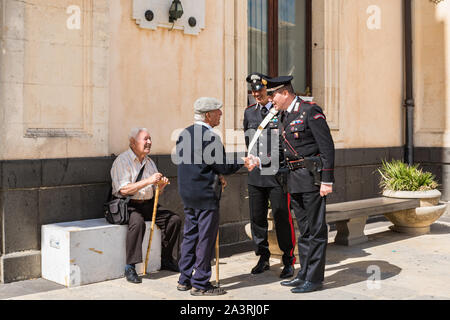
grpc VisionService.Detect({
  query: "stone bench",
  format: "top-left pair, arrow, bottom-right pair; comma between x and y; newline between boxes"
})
41,218 -> 161,287
327,197 -> 420,245
246,197 -> 421,254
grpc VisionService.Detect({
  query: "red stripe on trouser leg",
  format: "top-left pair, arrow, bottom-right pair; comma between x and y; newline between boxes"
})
287,193 -> 296,265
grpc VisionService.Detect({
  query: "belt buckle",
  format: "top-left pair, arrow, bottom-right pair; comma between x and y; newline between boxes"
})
287,161 -> 294,171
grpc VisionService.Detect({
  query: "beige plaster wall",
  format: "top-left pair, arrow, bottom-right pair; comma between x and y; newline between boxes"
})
312,0 -> 404,149
414,1 -> 450,147
108,0 -> 231,156
2,0 -> 449,160
0,0 -> 110,160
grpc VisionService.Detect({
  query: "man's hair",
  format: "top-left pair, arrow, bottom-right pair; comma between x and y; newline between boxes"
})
194,113 -> 206,122
285,84 -> 295,94
129,127 -> 149,140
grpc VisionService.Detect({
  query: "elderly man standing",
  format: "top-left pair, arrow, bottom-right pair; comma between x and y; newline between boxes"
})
175,97 -> 256,296
111,128 -> 182,284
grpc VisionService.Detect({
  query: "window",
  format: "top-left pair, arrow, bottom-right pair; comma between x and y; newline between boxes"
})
248,0 -> 311,95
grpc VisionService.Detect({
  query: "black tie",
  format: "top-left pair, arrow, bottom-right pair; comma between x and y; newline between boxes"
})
261,107 -> 269,117
280,111 -> 287,125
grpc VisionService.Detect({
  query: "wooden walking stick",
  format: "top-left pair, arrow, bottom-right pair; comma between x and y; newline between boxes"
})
143,185 -> 160,276
215,180 -> 225,287
215,230 -> 220,287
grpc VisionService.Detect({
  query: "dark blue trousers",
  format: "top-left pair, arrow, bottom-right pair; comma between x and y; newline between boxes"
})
178,207 -> 220,290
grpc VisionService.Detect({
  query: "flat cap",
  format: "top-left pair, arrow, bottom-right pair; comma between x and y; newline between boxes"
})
266,76 -> 293,93
194,97 -> 223,114
246,72 -> 269,91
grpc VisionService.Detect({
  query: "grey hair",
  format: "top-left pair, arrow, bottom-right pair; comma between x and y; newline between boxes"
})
194,113 -> 206,122
129,127 -> 149,140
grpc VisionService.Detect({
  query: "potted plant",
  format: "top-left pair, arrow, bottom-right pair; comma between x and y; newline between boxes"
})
378,159 -> 447,234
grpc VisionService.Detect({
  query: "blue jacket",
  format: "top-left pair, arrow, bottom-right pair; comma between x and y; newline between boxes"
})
176,123 -> 242,210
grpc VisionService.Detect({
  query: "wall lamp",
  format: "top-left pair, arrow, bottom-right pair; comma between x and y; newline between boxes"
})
169,0 -> 184,23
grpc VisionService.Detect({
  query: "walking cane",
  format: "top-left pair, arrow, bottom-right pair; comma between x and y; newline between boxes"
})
215,230 -> 220,287
215,181 -> 225,287
144,185 -> 160,276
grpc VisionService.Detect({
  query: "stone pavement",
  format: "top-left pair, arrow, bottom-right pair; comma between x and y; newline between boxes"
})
1,217 -> 450,301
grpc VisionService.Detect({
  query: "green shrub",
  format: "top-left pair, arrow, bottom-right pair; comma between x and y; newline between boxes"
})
378,159 -> 438,191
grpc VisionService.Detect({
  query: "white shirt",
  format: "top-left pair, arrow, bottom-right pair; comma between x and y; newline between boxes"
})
110,148 -> 159,200
195,120 -> 213,131
259,101 -> 273,112
286,97 -> 299,113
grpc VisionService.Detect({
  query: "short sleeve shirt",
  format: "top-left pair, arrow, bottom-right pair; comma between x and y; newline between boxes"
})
110,148 -> 159,200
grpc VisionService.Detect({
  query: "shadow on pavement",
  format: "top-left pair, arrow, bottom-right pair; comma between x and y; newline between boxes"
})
324,260 -> 401,290
213,262 -> 292,291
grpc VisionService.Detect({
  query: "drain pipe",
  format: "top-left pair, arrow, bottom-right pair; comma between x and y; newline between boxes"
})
404,0 -> 414,165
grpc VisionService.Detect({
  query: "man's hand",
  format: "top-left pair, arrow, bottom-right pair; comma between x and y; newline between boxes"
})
219,175 -> 227,189
242,155 -> 260,172
148,172 -> 163,185
320,183 -> 333,197
157,176 -> 170,191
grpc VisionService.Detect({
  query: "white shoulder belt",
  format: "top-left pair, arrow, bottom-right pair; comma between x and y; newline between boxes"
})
247,107 -> 279,155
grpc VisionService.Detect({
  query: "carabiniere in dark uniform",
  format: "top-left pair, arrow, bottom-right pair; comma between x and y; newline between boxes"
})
244,72 -> 296,278
266,75 -> 335,293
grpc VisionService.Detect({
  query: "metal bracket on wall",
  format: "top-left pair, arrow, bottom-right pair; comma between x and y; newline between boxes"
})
132,0 -> 205,35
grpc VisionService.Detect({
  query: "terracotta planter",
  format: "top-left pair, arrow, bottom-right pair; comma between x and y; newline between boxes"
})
382,189 -> 447,235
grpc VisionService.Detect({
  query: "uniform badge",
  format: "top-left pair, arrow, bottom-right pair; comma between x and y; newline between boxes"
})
294,102 -> 300,112
313,114 -> 326,120
294,132 -> 300,139
290,120 -> 303,126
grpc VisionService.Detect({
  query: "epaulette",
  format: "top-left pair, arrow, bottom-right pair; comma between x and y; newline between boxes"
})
247,103 -> 257,109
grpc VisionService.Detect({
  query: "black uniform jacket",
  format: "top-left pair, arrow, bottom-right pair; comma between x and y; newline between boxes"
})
243,102 -> 281,187
280,97 -> 335,194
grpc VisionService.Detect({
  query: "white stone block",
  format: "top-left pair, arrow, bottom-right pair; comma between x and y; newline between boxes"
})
41,218 -> 161,287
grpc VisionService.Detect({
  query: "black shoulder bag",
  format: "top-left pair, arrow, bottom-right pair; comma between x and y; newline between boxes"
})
104,164 -> 146,225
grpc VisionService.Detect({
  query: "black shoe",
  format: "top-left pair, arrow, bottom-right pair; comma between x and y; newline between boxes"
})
161,259 -> 180,272
280,265 -> 294,279
125,268 -> 142,284
177,283 -> 192,291
190,285 -> 226,296
280,277 -> 305,287
291,281 -> 323,293
251,257 -> 270,274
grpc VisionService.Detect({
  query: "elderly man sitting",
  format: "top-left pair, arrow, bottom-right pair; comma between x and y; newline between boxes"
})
111,127 -> 182,284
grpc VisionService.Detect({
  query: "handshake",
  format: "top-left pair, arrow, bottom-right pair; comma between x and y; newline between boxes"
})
242,154 -> 260,172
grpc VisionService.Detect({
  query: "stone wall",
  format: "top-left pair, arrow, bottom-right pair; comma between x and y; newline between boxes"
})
0,147 -> 411,283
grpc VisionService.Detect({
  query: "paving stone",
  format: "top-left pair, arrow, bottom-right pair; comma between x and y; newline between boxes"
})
4,219 -> 450,300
